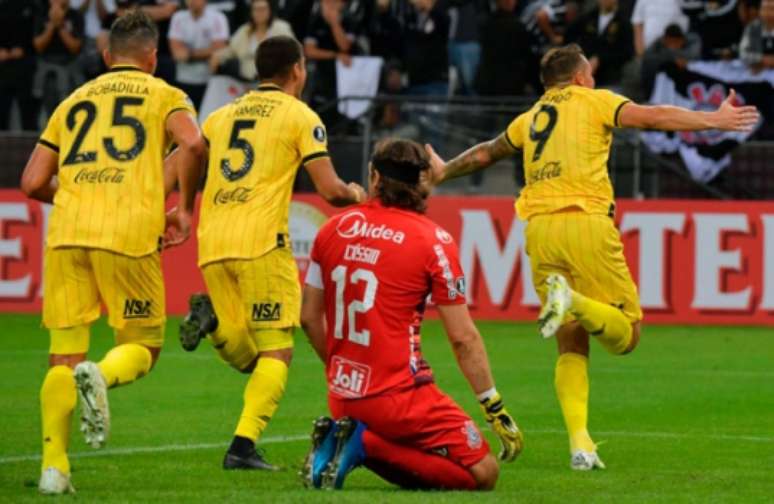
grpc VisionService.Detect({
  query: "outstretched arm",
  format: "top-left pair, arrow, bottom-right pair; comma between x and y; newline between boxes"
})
618,89 -> 760,132
426,134 -> 516,185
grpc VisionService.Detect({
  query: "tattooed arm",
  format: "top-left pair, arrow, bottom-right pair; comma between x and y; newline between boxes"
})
426,134 -> 517,185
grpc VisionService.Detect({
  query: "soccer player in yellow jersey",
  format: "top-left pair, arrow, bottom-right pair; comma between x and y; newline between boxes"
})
20,11 -> 206,494
427,44 -> 759,470
179,35 -> 365,470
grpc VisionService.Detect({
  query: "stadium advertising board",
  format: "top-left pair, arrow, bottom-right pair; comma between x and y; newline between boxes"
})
0,190 -> 771,325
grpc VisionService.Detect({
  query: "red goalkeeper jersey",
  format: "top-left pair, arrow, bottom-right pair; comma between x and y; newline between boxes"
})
306,200 -> 467,400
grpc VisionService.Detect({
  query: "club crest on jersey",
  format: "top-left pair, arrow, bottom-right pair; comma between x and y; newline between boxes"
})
330,356 -> 371,398
462,421 -> 483,449
252,302 -> 281,321
313,126 -> 326,143
435,227 -> 453,244
124,299 -> 151,319
336,211 -> 405,244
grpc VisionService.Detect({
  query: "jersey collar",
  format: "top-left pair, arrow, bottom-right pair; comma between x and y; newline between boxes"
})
108,65 -> 144,73
256,83 -> 282,92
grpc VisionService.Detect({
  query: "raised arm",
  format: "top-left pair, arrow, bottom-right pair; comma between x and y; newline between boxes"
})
426,133 -> 516,184
618,89 -> 760,131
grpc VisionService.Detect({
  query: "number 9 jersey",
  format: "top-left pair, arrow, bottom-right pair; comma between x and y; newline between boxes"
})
305,201 -> 467,400
38,66 -> 196,256
505,85 -> 630,221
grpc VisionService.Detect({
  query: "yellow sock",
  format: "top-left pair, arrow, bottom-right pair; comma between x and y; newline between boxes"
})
40,366 -> 76,475
555,353 -> 595,453
234,357 -> 288,442
98,344 -> 152,388
571,291 -> 632,355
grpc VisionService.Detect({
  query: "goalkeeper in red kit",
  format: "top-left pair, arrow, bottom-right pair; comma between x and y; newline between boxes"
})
299,138 -> 523,491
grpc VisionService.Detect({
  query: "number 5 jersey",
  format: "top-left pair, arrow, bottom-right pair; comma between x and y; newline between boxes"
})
305,201 -> 467,400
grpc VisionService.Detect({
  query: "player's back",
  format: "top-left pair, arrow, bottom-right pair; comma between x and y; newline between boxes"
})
506,85 -> 630,219
198,84 -> 328,266
309,201 -> 465,399
40,66 -> 193,256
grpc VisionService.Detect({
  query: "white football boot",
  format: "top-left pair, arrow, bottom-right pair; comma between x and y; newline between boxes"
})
571,450 -> 606,471
538,273 -> 572,338
38,467 -> 75,495
74,361 -> 110,448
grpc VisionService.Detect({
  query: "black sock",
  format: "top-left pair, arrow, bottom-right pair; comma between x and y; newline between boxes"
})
228,436 -> 254,457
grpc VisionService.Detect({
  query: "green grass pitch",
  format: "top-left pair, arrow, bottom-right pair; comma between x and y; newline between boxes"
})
1,314 -> 772,503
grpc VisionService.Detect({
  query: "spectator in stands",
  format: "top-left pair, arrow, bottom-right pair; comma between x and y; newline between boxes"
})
277,0 -> 316,40
405,0 -> 450,95
0,0 -> 37,130
681,0 -> 743,59
71,0 -> 115,78
138,0 -> 180,83
169,0 -> 230,107
631,0 -> 689,57
448,0 -> 483,95
96,1 -> 138,54
641,23 -> 701,95
373,62 -> 421,139
520,0 -> 578,92
740,0 -> 774,71
476,0 -> 531,96
33,0 -> 85,119
208,0 -> 250,30
369,0 -> 404,61
565,0 -> 633,89
304,0 -> 361,126
210,0 -> 294,81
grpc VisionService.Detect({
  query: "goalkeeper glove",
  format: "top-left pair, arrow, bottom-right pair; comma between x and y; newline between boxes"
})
480,392 -> 524,462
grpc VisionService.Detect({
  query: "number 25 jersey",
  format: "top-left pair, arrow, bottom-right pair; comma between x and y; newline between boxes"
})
198,84 -> 329,267
306,201 -> 467,400
39,66 -> 195,256
505,85 -> 630,220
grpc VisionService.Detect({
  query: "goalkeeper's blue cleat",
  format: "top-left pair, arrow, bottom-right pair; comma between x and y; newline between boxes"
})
322,417 -> 366,490
301,416 -> 337,488
179,293 -> 218,352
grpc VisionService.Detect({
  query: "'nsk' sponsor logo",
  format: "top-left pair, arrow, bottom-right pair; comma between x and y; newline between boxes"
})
344,244 -> 381,265
336,211 -> 405,244
252,302 -> 281,321
124,299 -> 151,319
330,356 -> 371,398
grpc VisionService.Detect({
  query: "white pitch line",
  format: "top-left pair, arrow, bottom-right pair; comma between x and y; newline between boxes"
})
2,428 -> 772,466
0,434 -> 308,465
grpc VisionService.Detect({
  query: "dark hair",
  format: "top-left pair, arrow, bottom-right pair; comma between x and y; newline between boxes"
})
255,35 -> 303,80
109,9 -> 159,56
249,0 -> 275,29
664,23 -> 685,39
540,43 -> 585,87
371,138 -> 430,214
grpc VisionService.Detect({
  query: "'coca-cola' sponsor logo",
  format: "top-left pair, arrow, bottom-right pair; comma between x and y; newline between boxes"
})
336,211 -> 405,244
74,167 -> 125,184
213,186 -> 254,205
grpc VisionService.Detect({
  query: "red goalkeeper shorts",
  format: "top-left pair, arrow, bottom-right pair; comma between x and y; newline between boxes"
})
329,383 -> 490,468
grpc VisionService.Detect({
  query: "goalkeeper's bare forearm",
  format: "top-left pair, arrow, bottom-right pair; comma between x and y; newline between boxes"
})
437,304 -> 495,396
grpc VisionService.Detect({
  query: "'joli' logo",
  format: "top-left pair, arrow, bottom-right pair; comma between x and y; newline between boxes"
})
74,167 -> 125,184
213,186 -> 254,205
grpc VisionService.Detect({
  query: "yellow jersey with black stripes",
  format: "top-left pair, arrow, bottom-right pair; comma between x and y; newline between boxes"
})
505,85 -> 630,220
38,65 -> 195,256
197,84 -> 329,267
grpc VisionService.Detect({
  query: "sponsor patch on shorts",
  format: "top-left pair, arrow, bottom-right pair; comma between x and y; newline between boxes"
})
252,302 -> 281,321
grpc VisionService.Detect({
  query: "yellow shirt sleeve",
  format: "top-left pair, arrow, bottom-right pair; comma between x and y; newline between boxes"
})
504,112 -> 528,150
297,105 -> 329,165
164,85 -> 197,122
593,89 -> 631,129
39,103 -> 65,153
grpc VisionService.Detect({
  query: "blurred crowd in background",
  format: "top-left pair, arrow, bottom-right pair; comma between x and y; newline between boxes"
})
1,0 -> 773,133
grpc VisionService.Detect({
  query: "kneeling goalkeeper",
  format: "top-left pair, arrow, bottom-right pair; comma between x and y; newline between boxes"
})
300,138 -> 523,490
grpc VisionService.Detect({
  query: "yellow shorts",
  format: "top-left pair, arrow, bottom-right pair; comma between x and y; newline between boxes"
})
201,247 -> 298,369
526,212 -> 643,323
43,247 -> 166,330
